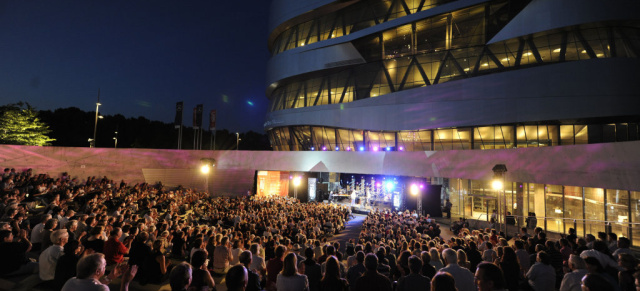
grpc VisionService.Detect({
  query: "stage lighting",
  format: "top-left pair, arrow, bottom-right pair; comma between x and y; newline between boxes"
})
359,146 -> 364,151
386,182 -> 394,191
310,147 -> 315,151
419,184 -> 424,189
386,147 -> 391,151
293,176 -> 301,186
322,146 -> 327,151
346,147 -> 351,151
335,146 -> 340,151
373,146 -> 379,151
410,184 -> 419,196
399,146 -> 404,151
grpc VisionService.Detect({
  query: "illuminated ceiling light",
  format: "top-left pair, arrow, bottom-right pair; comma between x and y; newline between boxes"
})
501,58 -> 510,62
596,53 -> 604,57
553,48 -> 561,53
524,52 -> 533,56
300,43 -> 305,46
482,63 -> 489,67
464,68 -> 470,72
554,208 -> 562,214
581,50 -> 587,54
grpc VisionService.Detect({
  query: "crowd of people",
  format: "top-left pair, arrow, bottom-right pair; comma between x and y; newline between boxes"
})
1,167 -> 639,291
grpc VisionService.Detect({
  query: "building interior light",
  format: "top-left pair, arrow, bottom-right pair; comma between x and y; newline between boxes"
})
482,63 -> 489,67
524,52 -> 533,56
553,48 -> 561,53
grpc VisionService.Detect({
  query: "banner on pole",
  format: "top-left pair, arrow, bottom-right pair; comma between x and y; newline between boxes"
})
195,104 -> 203,129
174,101 -> 183,128
209,110 -> 216,131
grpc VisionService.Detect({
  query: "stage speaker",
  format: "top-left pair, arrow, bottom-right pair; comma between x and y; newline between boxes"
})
421,185 -> 442,217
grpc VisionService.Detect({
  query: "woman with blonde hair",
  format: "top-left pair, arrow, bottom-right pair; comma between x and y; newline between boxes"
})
276,253 -> 309,291
456,249 -> 470,269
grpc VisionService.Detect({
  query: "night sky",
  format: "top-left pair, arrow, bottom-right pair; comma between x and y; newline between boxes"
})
0,1 -> 271,133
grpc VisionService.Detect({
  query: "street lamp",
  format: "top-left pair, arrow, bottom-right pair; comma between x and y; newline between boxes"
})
492,164 -> 508,236
236,132 -> 241,151
92,91 -> 101,148
200,158 -> 216,195
293,175 -> 301,200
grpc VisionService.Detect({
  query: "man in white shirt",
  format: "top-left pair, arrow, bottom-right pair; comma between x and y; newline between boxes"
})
39,229 -> 68,281
440,248 -> 475,291
559,255 -> 588,291
31,214 -> 51,249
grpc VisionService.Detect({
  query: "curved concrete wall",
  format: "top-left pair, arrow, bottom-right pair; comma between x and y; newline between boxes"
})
265,58 -> 640,131
2,142 -> 640,194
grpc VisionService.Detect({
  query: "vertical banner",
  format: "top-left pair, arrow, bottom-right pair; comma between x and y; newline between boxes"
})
196,104 -> 203,128
209,109 -> 216,131
174,101 -> 183,128
193,106 -> 197,128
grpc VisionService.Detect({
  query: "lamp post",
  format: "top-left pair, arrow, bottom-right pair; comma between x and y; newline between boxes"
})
201,164 -> 211,194
293,175 -> 301,200
91,91 -> 101,148
492,164 -> 508,236
113,131 -> 118,148
236,132 -> 241,150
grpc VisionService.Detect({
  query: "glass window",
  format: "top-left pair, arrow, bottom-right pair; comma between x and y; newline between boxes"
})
448,178 -> 463,217
564,186 -> 584,237
584,187 -> 605,236
545,185 -> 564,233
527,183 -> 545,229
575,125 -> 588,144
607,189 -> 630,241
631,191 -> 640,247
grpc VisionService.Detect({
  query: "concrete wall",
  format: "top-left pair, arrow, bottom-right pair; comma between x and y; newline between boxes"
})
1,141 -> 640,195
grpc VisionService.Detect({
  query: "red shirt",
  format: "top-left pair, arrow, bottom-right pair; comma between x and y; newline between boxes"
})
104,236 -> 128,265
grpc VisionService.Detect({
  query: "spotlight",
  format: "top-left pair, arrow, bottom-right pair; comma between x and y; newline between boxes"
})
386,182 -> 394,191
335,146 -> 340,151
293,176 -> 301,186
310,147 -> 315,151
419,184 -> 424,189
410,184 -> 419,196
322,146 -> 327,151
359,146 -> 364,151
399,146 -> 404,151
386,147 -> 391,151
346,147 -> 351,151
373,146 -> 379,151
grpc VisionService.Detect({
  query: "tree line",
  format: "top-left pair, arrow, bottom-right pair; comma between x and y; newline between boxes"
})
0,103 -> 271,150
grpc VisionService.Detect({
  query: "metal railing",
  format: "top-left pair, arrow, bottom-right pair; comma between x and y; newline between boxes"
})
453,213 -> 640,246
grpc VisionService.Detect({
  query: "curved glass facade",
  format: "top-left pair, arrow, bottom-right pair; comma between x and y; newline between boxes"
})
270,0 -> 461,55
267,122 -> 639,151
269,21 -> 640,112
